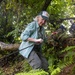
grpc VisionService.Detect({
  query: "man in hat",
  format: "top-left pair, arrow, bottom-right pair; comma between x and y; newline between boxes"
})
19,11 -> 49,71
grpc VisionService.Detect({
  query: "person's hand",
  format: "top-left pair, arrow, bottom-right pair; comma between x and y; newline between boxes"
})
34,38 -> 43,43
51,32 -> 58,35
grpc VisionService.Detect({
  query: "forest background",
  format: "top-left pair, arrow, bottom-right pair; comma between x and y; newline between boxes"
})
0,0 -> 75,75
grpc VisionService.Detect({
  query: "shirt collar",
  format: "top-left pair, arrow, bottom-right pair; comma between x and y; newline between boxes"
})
35,21 -> 40,28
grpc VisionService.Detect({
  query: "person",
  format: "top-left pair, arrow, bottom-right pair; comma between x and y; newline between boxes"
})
51,25 -> 66,40
50,25 -> 67,47
19,11 -> 49,71
69,19 -> 75,37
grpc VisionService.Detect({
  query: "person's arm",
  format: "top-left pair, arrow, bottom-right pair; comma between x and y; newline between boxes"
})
20,21 -> 43,43
27,38 -> 43,43
20,22 -> 35,41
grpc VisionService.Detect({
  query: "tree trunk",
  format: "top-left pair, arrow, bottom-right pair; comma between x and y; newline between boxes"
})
42,0 -> 52,11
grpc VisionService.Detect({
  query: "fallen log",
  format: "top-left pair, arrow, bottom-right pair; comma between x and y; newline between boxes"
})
0,37 -> 75,51
0,42 -> 20,51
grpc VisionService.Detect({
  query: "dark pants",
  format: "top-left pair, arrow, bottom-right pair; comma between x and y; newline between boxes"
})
27,50 -> 49,71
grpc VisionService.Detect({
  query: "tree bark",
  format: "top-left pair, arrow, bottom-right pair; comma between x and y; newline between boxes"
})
42,0 -> 52,11
0,42 -> 19,51
0,0 -> 3,3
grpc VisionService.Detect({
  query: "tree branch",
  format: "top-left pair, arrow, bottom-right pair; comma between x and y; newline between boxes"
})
49,17 -> 75,27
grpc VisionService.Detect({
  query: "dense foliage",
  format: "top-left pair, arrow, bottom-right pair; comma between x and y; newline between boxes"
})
0,0 -> 75,42
0,0 -> 75,75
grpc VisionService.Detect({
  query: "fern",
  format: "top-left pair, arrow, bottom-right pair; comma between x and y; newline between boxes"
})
15,69 -> 49,75
61,46 -> 75,53
51,67 -> 61,75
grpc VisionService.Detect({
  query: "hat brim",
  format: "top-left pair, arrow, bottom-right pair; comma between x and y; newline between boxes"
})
41,15 -> 49,21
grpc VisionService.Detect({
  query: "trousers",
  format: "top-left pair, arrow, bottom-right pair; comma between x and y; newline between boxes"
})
27,50 -> 49,71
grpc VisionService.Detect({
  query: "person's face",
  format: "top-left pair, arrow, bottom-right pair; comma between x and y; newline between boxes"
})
38,16 -> 46,26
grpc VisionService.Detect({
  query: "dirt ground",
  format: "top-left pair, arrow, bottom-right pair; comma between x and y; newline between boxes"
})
1,63 -> 75,75
59,63 -> 75,75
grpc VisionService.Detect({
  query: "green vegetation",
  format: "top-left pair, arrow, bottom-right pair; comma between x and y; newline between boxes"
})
16,70 -> 49,75
0,0 -> 75,75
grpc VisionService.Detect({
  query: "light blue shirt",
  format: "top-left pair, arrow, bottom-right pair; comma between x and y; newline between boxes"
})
19,21 -> 46,58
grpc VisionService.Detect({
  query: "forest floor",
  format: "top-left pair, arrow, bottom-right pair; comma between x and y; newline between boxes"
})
0,53 -> 75,75
59,63 -> 75,75
0,61 -> 75,75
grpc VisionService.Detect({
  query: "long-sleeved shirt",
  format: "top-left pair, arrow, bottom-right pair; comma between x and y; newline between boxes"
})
19,21 -> 46,58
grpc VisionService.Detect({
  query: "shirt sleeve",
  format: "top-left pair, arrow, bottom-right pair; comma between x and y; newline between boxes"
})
20,21 -> 36,41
